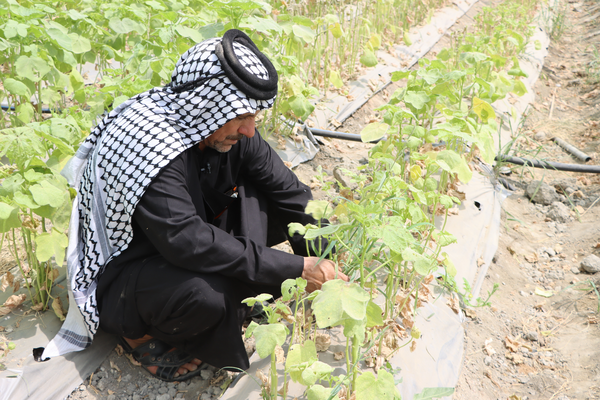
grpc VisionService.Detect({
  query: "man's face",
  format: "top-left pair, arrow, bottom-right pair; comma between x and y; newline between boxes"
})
199,112 -> 258,153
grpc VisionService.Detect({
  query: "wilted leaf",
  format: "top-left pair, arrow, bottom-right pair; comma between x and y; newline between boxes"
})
52,297 -> 66,321
0,272 -> 13,292
534,287 -> 553,298
314,333 -> 330,352
0,294 -> 26,316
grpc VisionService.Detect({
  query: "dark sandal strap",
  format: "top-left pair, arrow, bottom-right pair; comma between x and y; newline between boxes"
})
127,338 -> 194,368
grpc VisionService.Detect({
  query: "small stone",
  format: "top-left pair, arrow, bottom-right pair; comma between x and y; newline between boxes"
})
133,395 -> 141,400
200,393 -> 212,400
547,202 -> 571,223
96,379 -> 106,391
544,247 -> 557,257
168,388 -> 177,397
520,291 -> 528,297
127,383 -> 136,395
571,267 -> 580,274
534,131 -> 547,141
158,387 -> 168,395
580,255 -> 600,273
156,394 -> 171,400
526,181 -> 558,205
484,356 -> 492,366
525,332 -> 539,341
107,395 -> 116,400
211,386 -> 222,395
200,369 -> 214,380
79,385 -> 86,391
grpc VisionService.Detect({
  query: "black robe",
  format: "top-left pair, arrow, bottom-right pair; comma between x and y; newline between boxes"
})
97,130 -> 319,369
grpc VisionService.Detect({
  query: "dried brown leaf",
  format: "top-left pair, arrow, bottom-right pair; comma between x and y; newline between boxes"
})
484,338 -> 496,356
505,336 -> 520,352
125,353 -> 142,366
447,295 -> 460,314
110,360 -> 121,372
1,272 -> 14,292
410,340 -> 417,352
52,297 -> 66,321
0,294 -> 26,316
275,345 -> 285,364
334,351 -> 345,361
314,333 -> 331,352
114,344 -> 124,356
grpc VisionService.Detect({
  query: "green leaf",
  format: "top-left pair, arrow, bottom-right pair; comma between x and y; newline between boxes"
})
391,70 -> 410,81
3,78 -> 31,97
460,52 -> 488,65
403,30 -> 412,45
306,384 -> 340,400
305,200 -> 332,220
329,70 -> 343,89
251,323 -> 288,359
360,122 -> 389,142
355,370 -> 401,400
413,387 -> 455,400
70,34 -> 91,54
512,80 -> 527,96
288,222 -> 307,236
1,174 -> 25,194
366,300 -> 384,328
304,223 -> 343,240
288,94 -> 314,120
0,202 -> 21,232
15,56 -> 51,82
13,191 -> 39,209
29,180 -> 65,208
441,252 -> 456,277
404,91 -> 430,110
47,27 -> 72,50
301,361 -> 335,386
360,49 -> 378,67
109,17 -> 144,34
472,97 -> 496,123
312,280 -> 370,329
286,340 -> 318,384
35,229 -> 68,266
368,33 -> 381,50
24,169 -> 44,183
292,24 -> 316,43
436,150 -> 472,183
328,22 -> 343,38
175,25 -> 205,43
16,103 -> 35,124
401,247 -> 434,275
432,230 -> 457,247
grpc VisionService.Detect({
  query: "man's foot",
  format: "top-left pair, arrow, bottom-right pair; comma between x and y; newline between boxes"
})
120,335 -> 206,382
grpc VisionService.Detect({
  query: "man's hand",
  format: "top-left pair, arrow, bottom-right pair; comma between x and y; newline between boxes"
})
302,257 -> 349,293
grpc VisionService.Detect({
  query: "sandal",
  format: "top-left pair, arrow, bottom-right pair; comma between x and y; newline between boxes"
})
118,337 -> 208,382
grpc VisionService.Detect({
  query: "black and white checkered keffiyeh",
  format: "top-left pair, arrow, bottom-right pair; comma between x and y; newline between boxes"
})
43,31 -> 277,358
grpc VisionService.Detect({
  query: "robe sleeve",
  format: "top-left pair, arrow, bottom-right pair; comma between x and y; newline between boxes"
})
239,131 -> 330,256
132,151 -> 305,286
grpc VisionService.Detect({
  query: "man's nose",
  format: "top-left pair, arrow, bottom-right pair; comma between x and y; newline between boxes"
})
238,118 -> 256,138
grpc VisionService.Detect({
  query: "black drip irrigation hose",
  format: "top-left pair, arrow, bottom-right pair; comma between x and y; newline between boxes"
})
305,126 -> 381,143
1,104 -> 58,114
496,155 -> 600,174
304,126 -> 600,174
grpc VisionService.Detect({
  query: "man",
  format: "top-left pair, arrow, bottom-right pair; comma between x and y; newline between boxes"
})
41,30 -> 347,381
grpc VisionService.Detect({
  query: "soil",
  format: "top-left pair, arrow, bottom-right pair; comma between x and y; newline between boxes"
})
2,0 -> 600,399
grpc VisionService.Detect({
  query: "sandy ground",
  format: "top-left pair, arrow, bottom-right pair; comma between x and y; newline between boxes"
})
2,0 -> 600,399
